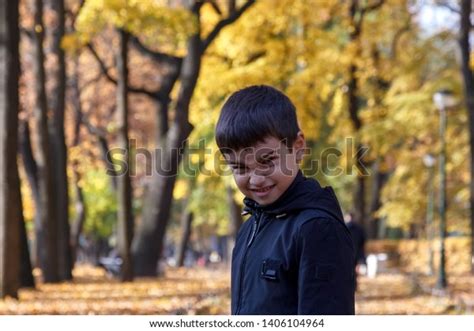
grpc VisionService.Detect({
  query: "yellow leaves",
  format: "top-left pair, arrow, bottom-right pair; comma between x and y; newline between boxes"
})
0,266 -> 231,315
327,87 -> 347,127
61,34 -> 83,54
354,273 -> 471,314
2,265 -> 473,315
20,175 -> 35,223
173,179 -> 189,200
73,0 -> 197,55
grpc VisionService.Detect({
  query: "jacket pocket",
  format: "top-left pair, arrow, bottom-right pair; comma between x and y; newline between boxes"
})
260,258 -> 282,281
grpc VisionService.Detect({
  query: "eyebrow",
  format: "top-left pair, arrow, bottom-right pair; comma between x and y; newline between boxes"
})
227,161 -> 246,166
227,151 -> 275,166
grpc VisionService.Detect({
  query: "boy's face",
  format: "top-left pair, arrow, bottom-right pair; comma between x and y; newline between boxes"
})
223,133 -> 306,206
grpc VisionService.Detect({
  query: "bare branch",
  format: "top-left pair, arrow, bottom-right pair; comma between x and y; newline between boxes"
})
363,0 -> 385,13
77,72 -> 102,92
86,43 -> 157,98
206,0 -> 222,15
20,28 -> 34,41
69,0 -> 86,27
390,18 -> 412,60
201,0 -> 256,53
129,35 -> 182,67
435,0 -> 461,14
82,117 -> 108,138
228,0 -> 236,15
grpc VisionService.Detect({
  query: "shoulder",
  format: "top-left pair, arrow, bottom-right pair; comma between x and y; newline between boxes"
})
291,208 -> 338,228
292,211 -> 350,242
293,215 -> 354,261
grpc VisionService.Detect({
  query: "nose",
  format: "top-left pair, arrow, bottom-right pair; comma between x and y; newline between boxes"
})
249,171 -> 265,187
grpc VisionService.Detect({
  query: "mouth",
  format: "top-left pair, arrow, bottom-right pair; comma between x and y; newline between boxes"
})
250,184 -> 276,198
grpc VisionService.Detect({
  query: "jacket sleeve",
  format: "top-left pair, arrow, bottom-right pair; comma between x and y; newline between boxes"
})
297,218 -> 355,315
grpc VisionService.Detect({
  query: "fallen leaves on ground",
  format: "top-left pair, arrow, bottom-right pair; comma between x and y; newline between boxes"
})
356,273 -> 474,314
1,265 -> 473,314
0,265 -> 230,315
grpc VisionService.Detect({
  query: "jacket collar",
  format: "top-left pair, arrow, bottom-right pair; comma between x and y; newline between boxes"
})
242,170 -> 306,217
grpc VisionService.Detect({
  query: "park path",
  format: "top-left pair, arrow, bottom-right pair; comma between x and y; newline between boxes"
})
1,265 -> 473,314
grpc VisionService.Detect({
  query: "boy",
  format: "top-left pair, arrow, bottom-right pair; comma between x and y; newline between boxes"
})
215,85 -> 355,315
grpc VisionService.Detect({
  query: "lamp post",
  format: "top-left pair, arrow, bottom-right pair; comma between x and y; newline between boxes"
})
423,154 -> 436,276
433,89 -> 457,290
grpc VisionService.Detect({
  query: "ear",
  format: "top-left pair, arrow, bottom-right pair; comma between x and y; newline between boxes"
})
293,131 -> 306,163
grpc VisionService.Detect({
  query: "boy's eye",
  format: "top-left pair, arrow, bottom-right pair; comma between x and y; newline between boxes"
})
260,157 -> 276,166
231,166 -> 247,174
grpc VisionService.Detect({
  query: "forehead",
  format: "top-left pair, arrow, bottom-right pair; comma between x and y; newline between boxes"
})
223,137 -> 286,163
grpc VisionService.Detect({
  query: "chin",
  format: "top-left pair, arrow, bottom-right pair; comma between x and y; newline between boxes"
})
253,194 -> 278,206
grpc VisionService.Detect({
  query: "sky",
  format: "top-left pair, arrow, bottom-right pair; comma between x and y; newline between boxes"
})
416,1 -> 459,35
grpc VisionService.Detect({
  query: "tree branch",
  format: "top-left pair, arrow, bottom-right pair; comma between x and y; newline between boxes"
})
20,28 -> 34,41
201,0 -> 256,53
435,0 -> 461,14
87,43 -> 171,102
67,0 -> 86,28
363,0 -> 385,13
390,18 -> 412,60
86,43 -> 158,98
359,0 -> 385,26
228,0 -> 236,15
205,0 -> 222,15
129,35 -> 182,67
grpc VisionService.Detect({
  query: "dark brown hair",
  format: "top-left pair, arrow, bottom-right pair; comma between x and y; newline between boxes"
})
215,85 -> 300,153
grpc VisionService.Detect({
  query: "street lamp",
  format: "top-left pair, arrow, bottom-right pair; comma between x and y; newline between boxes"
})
433,89 -> 457,290
423,153 -> 436,276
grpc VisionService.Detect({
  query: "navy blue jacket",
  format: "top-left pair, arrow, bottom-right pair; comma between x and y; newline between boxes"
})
231,171 -> 355,315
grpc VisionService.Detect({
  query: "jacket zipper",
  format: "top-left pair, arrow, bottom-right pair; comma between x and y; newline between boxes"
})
235,210 -> 262,314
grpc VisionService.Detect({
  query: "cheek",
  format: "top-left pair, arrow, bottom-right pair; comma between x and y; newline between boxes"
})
233,174 -> 248,191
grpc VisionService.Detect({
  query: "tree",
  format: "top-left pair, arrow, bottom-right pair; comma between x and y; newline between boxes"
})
0,0 -> 21,298
69,58 -> 86,265
176,210 -> 193,268
458,0 -> 474,272
50,0 -> 72,281
116,28 -> 134,281
129,0 -> 256,276
73,0 -> 199,276
19,120 -> 40,265
345,0 -> 385,232
192,0 -> 460,238
32,0 -> 59,283
19,187 -> 35,288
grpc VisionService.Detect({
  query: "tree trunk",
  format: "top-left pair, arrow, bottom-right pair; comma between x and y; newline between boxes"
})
0,0 -> 21,298
19,186 -> 35,288
50,0 -> 72,281
131,0 -> 256,276
353,165 -> 366,229
226,185 -> 243,264
132,133 -> 189,276
132,40 -> 199,277
459,0 -> 474,273
18,120 -> 40,267
346,0 -> 384,230
32,0 -> 59,283
347,0 -> 365,229
116,29 -> 134,282
69,58 -> 86,265
368,160 -> 389,239
227,186 -> 243,240
176,211 -> 193,267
